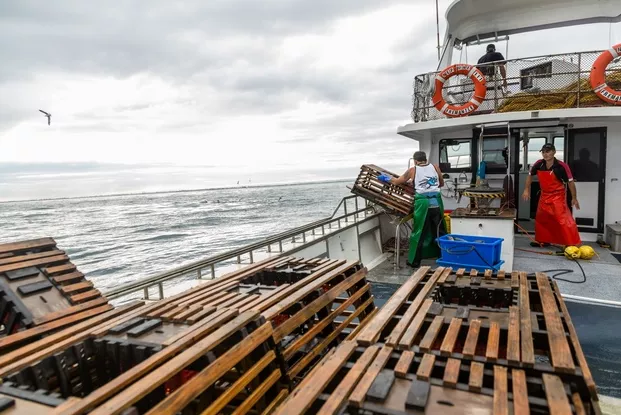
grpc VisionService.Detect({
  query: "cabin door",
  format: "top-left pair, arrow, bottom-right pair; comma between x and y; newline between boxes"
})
567,127 -> 606,233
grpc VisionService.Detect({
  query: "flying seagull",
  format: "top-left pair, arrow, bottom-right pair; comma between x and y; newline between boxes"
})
38,109 -> 51,125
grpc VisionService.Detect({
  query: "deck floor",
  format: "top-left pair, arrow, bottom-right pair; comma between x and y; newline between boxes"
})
367,235 -> 621,304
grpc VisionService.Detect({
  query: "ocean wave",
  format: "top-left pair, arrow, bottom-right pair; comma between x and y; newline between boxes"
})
135,233 -> 191,242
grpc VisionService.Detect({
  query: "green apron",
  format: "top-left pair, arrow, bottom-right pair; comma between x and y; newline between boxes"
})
407,192 -> 446,264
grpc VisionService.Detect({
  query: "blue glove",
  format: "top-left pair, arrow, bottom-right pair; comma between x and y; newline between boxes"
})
377,173 -> 391,183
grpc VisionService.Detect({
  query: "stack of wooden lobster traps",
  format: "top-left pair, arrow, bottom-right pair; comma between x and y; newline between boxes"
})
0,237 -> 377,414
274,266 -> 601,414
350,165 -> 413,216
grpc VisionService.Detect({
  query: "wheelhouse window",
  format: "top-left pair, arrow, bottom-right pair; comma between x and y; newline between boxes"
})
481,137 -> 508,173
439,139 -> 471,172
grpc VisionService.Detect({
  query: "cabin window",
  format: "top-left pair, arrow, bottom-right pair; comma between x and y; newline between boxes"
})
439,139 -> 471,172
481,137 -> 508,173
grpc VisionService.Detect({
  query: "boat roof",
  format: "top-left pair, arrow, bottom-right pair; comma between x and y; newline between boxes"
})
445,0 -> 621,45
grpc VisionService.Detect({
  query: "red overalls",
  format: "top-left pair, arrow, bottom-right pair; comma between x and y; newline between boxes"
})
534,170 -> 581,246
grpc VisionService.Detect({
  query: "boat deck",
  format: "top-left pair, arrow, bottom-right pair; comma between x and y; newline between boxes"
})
367,234 -> 621,305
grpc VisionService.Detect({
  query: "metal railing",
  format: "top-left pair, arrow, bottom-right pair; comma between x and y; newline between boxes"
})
104,195 -> 377,301
412,49 -> 621,123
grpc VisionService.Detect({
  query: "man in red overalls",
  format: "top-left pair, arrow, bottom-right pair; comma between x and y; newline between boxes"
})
522,143 -> 581,247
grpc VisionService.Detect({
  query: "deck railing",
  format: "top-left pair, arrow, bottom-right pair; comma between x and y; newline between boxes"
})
103,195 -> 377,301
412,50 -> 621,122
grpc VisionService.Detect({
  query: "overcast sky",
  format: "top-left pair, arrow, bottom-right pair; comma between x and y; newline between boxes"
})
1,1 -> 620,201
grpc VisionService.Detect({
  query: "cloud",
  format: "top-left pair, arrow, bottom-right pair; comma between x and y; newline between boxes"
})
2,1 -> 620,200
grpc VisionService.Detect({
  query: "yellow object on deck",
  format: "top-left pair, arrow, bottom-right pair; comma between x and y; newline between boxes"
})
444,213 -> 451,233
564,246 -> 581,260
578,245 -> 596,260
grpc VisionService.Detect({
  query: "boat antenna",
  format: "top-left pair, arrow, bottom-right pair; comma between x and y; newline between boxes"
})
435,0 -> 441,61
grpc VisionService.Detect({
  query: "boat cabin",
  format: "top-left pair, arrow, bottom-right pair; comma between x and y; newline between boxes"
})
398,0 -> 621,244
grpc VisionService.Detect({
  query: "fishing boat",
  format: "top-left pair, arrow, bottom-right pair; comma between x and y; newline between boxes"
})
98,0 -> 621,410
1,0 -> 620,412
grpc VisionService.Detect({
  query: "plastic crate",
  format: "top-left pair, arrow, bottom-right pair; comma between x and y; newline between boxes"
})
436,234 -> 504,271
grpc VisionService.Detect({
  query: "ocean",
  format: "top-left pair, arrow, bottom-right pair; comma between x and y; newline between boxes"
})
0,180 -> 354,292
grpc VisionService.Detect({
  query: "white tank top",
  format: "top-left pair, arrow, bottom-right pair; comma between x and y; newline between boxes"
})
413,164 -> 440,194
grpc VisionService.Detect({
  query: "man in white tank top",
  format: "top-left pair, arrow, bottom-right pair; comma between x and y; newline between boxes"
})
378,151 -> 447,267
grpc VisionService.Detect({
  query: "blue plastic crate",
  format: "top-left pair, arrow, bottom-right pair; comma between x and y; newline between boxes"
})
436,234 -> 504,271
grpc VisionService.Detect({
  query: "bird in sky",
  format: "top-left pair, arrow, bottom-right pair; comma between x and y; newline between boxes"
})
38,109 -> 51,125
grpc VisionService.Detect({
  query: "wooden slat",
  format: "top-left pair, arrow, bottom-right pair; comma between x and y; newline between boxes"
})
536,274 -> 575,373
0,249 -> 65,266
456,268 -> 466,278
551,279 -> 598,399
469,269 -> 478,278
216,293 -> 249,309
437,267 -> 452,284
511,271 -> 520,288
511,369 -> 529,415
507,306 -> 520,363
0,254 -> 68,273
419,315 -> 444,352
60,281 -> 93,294
497,270 -> 506,280
439,317 -> 462,356
52,271 -> 85,284
572,392 -> 586,415
394,350 -> 415,379
187,306 -> 219,324
262,390 -> 288,415
443,358 -> 460,387
484,269 -> 493,280
462,320 -> 481,358
171,306 -> 202,323
273,341 -> 358,415
385,268 -> 445,346
416,353 -> 435,381
349,346 -> 393,407
486,321 -> 500,361
355,266 -> 431,346
0,237 -> 56,254
161,307 -> 224,346
45,263 -> 76,275
469,361 -> 484,392
70,289 -> 102,303
318,346 -> 380,415
519,272 -> 535,366
542,374 -> 572,414
397,299 -> 433,349
493,365 -> 509,415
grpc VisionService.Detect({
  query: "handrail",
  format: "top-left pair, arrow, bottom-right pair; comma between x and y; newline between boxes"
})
411,49 -> 620,123
104,195 -> 375,300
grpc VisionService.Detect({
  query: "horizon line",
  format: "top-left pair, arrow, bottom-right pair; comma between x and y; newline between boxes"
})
0,177 -> 354,204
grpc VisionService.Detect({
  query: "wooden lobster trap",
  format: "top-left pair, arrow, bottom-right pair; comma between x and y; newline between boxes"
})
350,165 -> 414,216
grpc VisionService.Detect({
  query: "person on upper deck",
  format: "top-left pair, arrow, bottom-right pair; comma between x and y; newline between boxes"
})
521,143 -> 581,248
477,44 -> 508,90
377,151 -> 447,268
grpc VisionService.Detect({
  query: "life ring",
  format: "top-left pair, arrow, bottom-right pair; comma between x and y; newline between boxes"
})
590,43 -> 621,105
432,64 -> 487,117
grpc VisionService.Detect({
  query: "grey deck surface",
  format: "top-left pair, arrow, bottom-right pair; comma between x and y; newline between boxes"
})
367,235 -> 621,303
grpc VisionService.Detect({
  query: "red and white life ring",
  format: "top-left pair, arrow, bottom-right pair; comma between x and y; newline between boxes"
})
432,64 -> 487,118
590,43 -> 621,105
